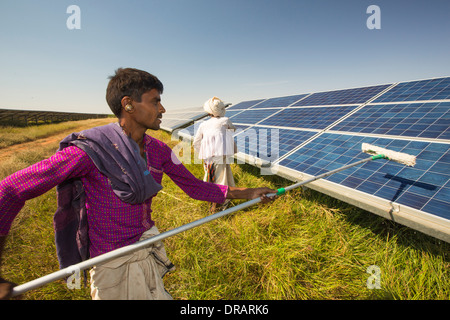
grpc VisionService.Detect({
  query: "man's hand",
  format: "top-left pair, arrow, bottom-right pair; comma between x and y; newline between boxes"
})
0,277 -> 16,300
227,186 -> 278,203
0,236 -> 18,299
247,187 -> 277,203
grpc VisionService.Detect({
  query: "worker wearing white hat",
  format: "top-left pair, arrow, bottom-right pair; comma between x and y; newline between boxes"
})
193,97 -> 236,212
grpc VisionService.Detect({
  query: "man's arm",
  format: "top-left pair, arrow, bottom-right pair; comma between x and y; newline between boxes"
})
158,141 -> 277,204
0,146 -> 93,299
0,146 -> 93,236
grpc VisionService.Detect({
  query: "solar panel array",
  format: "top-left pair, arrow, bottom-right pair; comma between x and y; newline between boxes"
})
175,77 -> 450,242
0,108 -> 108,126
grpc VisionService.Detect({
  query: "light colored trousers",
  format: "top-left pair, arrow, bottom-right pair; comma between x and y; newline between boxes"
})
90,226 -> 175,300
203,155 -> 236,187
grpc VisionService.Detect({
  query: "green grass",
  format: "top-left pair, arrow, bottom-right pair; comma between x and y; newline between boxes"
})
0,123 -> 449,300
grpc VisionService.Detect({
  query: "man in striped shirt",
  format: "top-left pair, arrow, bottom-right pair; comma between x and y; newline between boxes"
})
0,68 -> 276,299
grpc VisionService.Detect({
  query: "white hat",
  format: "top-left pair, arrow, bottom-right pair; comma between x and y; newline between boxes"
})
203,97 -> 230,117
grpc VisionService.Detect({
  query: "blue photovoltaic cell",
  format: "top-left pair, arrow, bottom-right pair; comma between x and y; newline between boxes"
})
226,99 -> 265,110
279,133 -> 450,219
293,84 -> 391,106
275,129 -> 317,157
331,102 -> 450,140
250,94 -> 309,109
234,126 -> 316,161
233,124 -> 251,134
259,106 -> 356,130
373,77 -> 450,103
229,108 -> 280,124
225,110 -> 243,118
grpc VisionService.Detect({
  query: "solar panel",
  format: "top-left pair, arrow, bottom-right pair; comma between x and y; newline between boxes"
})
279,133 -> 449,220
226,99 -> 265,110
234,127 -> 317,161
250,94 -> 309,109
330,102 -> 450,139
228,108 -> 282,125
160,106 -> 207,132
224,110 -> 244,119
373,77 -> 450,103
293,84 -> 391,106
259,106 -> 358,130
168,76 -> 450,243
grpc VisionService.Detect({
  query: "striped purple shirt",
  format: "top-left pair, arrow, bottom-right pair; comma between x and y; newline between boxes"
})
0,134 -> 228,257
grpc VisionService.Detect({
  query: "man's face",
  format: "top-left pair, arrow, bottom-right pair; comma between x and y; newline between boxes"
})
132,89 -> 165,130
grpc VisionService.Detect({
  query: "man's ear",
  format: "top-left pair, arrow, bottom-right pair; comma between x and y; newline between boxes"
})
121,96 -> 132,108
121,96 -> 134,113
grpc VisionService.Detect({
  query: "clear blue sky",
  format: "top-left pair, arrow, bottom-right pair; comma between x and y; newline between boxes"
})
0,0 -> 449,114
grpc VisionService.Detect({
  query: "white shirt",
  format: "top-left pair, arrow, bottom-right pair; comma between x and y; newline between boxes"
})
193,117 -> 236,161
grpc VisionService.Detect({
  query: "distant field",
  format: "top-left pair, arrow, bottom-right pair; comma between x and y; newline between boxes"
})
0,108 -> 110,127
0,119 -> 448,300
0,118 -> 115,149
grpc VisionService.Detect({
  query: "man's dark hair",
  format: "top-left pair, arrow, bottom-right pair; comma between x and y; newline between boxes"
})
106,68 -> 164,117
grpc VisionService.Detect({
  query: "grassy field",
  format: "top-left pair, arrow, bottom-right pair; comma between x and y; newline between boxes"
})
0,119 -> 449,300
0,120 -> 113,149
